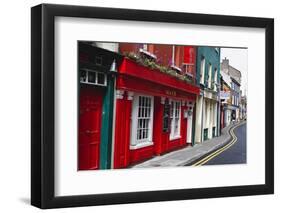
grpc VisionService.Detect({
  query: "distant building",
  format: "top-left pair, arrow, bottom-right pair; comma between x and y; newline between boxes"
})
240,95 -> 247,120
221,58 -> 241,122
220,72 -> 232,128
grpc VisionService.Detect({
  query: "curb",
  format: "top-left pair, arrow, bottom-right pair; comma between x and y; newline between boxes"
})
132,121 -> 246,168
184,121 -> 246,166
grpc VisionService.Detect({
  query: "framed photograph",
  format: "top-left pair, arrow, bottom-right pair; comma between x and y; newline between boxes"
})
31,4 -> 274,209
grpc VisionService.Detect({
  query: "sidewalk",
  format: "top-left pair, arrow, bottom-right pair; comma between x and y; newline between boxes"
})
132,122 -> 241,168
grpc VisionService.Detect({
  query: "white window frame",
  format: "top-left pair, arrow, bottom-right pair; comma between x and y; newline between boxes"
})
169,100 -> 181,140
172,45 -> 175,66
80,69 -> 107,86
200,57 -> 205,84
143,44 -> 148,51
130,94 -> 154,149
208,63 -> 212,89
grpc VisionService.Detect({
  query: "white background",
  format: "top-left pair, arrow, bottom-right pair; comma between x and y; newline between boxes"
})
0,0 -> 279,212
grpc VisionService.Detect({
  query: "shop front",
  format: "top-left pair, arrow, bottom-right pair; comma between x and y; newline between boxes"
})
223,105 -> 232,127
78,43 -> 122,170
113,58 -> 200,168
202,90 -> 219,141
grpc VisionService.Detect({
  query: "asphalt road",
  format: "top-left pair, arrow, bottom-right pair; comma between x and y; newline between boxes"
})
204,122 -> 247,165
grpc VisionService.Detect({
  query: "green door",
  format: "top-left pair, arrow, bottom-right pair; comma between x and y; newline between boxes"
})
203,128 -> 208,141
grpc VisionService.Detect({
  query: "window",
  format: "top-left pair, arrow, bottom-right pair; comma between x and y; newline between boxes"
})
163,99 -> 170,132
95,56 -> 102,66
208,64 -> 212,88
131,95 -> 154,148
170,100 -> 181,140
80,69 -> 107,86
143,44 -> 148,51
214,68 -> 217,91
172,45 -> 175,66
200,57 -> 205,84
213,103 -> 217,128
139,45 -> 157,60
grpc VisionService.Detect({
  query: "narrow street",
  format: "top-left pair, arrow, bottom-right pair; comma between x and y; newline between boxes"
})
201,122 -> 246,165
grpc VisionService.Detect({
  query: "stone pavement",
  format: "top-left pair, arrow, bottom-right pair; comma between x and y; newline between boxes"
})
132,122 -> 240,168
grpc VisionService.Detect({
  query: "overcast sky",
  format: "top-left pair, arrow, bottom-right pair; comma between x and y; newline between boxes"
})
220,48 -> 248,96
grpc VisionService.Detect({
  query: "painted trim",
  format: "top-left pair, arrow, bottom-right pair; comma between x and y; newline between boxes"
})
100,75 -> 114,169
130,141 -> 154,150
169,100 -> 181,140
170,136 -> 182,141
130,93 -> 154,147
110,78 -> 117,169
116,89 -> 124,99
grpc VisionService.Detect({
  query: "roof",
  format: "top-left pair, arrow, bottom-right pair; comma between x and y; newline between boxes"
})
220,71 -> 232,88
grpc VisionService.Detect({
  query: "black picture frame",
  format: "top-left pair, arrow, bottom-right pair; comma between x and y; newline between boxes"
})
31,3 -> 274,209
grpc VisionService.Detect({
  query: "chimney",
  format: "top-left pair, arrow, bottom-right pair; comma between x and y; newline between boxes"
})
221,57 -> 229,74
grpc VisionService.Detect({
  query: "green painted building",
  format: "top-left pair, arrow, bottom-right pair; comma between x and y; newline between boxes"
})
194,47 -> 221,143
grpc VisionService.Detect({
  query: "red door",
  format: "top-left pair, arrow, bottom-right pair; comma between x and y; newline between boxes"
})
78,86 -> 103,170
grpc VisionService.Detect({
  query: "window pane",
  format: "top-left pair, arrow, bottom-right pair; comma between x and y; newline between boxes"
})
170,100 -> 181,138
80,70 -> 87,82
170,102 -> 174,118
95,56 -> 102,65
134,96 -> 153,143
138,105 -> 141,117
97,73 -> 105,84
88,71 -> 96,83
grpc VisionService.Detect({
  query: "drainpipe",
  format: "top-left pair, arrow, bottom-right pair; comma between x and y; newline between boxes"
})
201,91 -> 204,142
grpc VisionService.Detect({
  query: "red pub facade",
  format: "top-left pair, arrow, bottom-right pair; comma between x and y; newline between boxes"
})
113,44 -> 200,168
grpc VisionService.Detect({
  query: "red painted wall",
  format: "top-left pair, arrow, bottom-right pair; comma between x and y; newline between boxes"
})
119,44 -> 197,80
153,44 -> 173,66
119,43 -> 142,54
153,97 -> 164,155
183,46 -> 197,81
118,58 -> 200,97
114,94 -> 190,168
113,93 -> 131,169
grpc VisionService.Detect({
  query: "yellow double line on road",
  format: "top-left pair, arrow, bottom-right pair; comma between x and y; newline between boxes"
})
192,122 -> 245,166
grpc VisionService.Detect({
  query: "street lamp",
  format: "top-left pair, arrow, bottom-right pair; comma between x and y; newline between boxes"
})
110,59 -> 117,73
